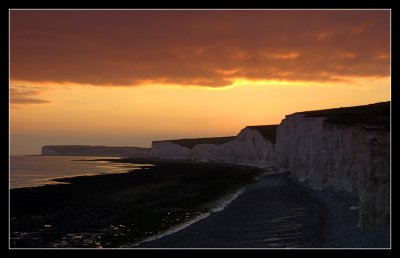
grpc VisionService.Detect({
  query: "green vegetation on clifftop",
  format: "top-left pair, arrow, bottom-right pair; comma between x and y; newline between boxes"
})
300,101 -> 390,130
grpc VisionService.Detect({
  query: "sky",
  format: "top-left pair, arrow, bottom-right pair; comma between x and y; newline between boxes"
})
10,10 -> 390,155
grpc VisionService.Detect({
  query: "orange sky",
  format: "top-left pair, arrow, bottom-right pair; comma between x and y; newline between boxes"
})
10,10 -> 390,155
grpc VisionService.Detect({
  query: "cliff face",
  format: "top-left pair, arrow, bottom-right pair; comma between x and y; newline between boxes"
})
150,141 -> 192,160
276,113 -> 390,228
192,144 -> 220,162
151,126 -> 277,165
215,127 -> 276,165
42,145 -> 150,157
149,102 -> 390,229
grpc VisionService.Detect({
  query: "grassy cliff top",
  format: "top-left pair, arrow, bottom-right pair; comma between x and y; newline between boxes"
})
157,136 -> 236,149
299,101 -> 390,130
245,125 -> 278,144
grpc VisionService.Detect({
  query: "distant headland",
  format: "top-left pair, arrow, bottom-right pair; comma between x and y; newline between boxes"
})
41,145 -> 150,157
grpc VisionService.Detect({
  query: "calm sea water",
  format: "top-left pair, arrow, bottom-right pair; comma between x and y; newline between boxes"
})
10,156 -> 153,189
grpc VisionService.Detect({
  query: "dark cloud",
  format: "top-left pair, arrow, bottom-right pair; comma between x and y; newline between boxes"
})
10,85 -> 51,105
11,98 -> 51,104
10,10 -> 390,87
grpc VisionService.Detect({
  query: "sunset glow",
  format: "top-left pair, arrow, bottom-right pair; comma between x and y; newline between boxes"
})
10,10 -> 390,154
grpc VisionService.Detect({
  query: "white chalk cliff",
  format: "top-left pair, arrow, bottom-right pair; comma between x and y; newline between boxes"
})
150,141 -> 192,160
213,126 -> 276,165
276,112 -> 389,228
149,102 -> 390,229
151,126 -> 277,165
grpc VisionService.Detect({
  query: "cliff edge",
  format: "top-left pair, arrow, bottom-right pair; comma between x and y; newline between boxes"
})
276,101 -> 390,228
149,101 -> 390,229
150,125 -> 278,165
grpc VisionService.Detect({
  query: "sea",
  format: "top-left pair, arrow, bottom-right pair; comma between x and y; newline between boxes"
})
9,155 -> 152,189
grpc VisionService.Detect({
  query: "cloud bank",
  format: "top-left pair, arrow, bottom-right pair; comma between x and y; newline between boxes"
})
10,10 -> 390,87
10,85 -> 51,105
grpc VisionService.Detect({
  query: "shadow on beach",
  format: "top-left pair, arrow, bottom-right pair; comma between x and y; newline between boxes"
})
10,157 -> 389,248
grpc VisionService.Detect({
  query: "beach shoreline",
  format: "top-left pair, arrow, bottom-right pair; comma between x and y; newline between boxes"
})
134,169 -> 390,248
10,157 -> 389,248
10,158 -> 264,248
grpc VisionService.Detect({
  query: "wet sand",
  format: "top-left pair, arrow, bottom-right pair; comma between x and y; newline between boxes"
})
10,159 -> 263,248
136,174 -> 323,248
314,185 -> 390,248
136,173 -> 390,248
10,157 -> 389,248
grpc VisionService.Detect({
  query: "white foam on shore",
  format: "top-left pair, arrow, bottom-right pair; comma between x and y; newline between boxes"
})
128,184 -> 251,247
210,188 -> 246,213
127,212 -> 211,247
127,168 -> 277,247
